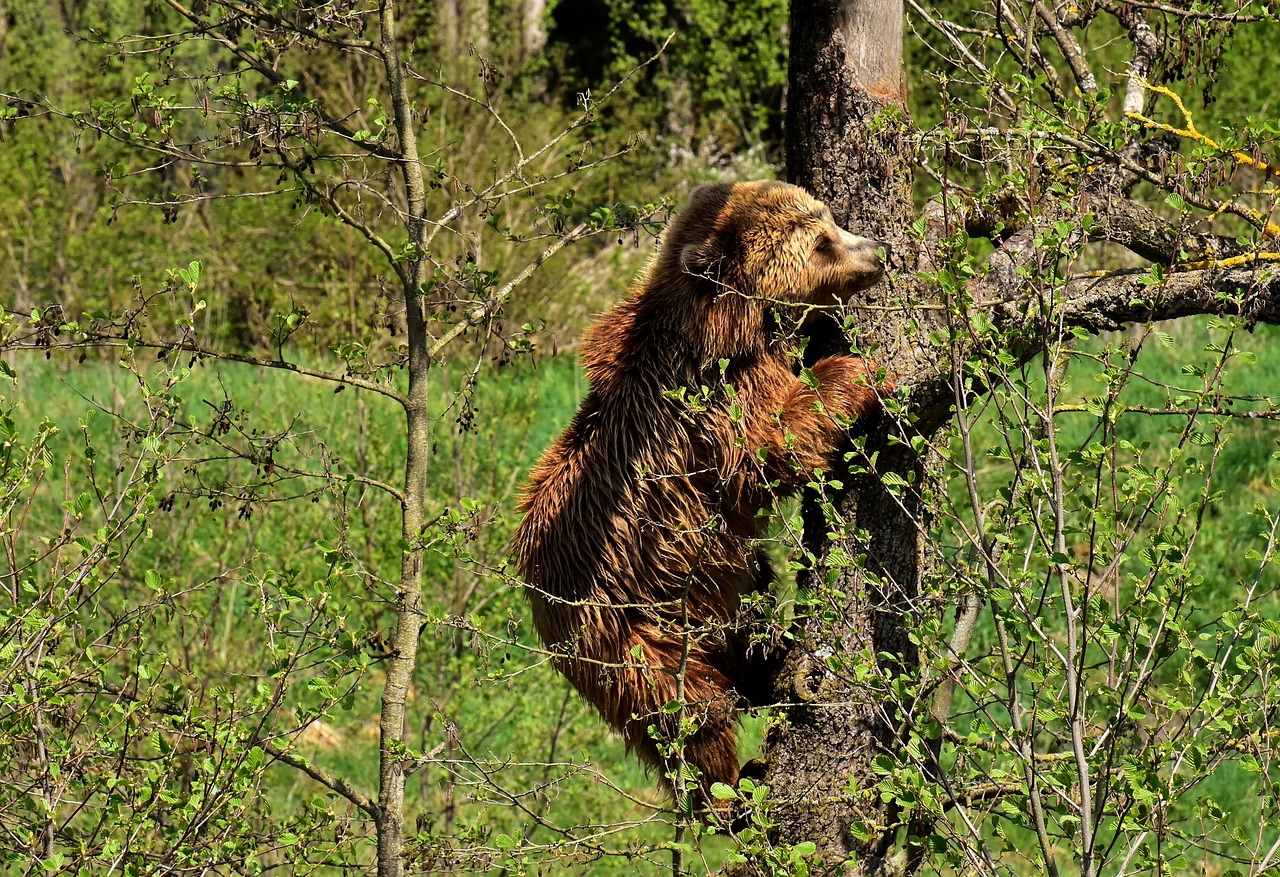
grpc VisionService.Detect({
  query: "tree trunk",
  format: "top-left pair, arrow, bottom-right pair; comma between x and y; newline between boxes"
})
436,0 -> 489,74
765,2 -> 927,874
466,0 -> 490,56
376,3 -> 431,876
785,0 -> 911,241
437,0 -> 460,61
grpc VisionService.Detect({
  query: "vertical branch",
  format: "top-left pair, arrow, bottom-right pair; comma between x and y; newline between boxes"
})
1042,346 -> 1095,877
993,613 -> 1060,875
1033,2 -> 1096,95
1122,15 -> 1159,117
375,2 -> 432,876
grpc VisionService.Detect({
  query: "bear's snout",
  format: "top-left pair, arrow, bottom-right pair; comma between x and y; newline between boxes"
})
841,231 -> 888,259
838,230 -> 888,282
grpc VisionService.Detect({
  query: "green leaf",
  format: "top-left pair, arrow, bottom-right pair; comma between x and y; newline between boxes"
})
871,754 -> 896,776
710,782 -> 738,800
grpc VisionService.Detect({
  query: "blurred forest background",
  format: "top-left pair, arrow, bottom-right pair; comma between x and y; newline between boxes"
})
3,1 -> 1280,875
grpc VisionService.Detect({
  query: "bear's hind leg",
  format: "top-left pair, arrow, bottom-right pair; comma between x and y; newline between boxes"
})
614,625 -> 742,804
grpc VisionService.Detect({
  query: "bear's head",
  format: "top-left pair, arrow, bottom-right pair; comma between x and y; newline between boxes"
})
584,181 -> 890,377
670,181 -> 886,308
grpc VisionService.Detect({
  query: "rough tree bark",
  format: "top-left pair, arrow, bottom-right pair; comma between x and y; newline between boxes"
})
766,3 -> 932,874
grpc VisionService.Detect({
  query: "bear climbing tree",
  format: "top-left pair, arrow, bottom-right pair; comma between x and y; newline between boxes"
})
516,181 -> 890,807
767,2 -> 1280,875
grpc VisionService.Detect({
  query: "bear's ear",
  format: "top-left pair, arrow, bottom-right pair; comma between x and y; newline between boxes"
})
676,183 -> 737,286
679,236 -> 727,282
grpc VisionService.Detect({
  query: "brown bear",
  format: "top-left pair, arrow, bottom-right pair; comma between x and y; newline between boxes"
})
515,180 -> 888,807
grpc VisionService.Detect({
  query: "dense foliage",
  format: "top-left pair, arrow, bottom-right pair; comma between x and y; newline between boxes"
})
2,1 -> 1280,875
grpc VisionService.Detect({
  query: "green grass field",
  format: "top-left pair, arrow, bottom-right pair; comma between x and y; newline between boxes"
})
5,349 -> 752,873
6,315 -> 1280,873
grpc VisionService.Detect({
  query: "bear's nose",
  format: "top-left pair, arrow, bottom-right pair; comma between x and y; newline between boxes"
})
858,238 -> 893,270
841,231 -> 876,252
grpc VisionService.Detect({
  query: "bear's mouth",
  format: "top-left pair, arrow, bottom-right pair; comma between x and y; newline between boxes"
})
854,263 -> 886,288
822,263 -> 886,301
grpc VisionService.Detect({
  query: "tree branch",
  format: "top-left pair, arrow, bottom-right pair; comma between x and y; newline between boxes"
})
217,0 -> 377,51
1086,192 -> 1251,265
158,0 -> 401,162
901,238 -> 1280,433
1115,6 -> 1159,118
1034,2 -> 1096,94
96,681 -> 379,818
993,0 -> 1065,105
1056,263 -> 1280,333
427,223 -> 589,360
4,334 -> 408,405
263,741 -> 380,819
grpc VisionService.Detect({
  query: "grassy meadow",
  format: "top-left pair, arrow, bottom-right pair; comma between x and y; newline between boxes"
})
5,347 -> 762,873
6,309 -> 1280,872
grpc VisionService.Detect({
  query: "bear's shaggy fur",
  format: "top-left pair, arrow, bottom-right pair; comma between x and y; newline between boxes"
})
515,181 -> 888,802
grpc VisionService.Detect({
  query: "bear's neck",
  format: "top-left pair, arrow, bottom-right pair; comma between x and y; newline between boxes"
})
580,277 -> 777,397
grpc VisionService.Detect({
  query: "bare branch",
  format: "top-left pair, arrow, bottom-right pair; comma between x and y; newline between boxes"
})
262,742 -> 380,819
428,223 -> 590,360
217,0 -> 376,51
419,36 -> 674,255
4,334 -> 408,406
906,0 -> 1018,114
1034,2 -> 1097,94
158,0 -> 401,161
994,0 -> 1066,105
1056,262 -> 1280,333
1086,192 -> 1250,265
1101,0 -> 1271,23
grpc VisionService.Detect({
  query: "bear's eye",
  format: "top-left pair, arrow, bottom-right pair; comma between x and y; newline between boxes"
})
813,234 -> 833,254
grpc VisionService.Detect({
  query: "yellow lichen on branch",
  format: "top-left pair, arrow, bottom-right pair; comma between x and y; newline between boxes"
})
1127,81 -> 1280,238
1129,83 -> 1277,179
1179,251 -> 1280,271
